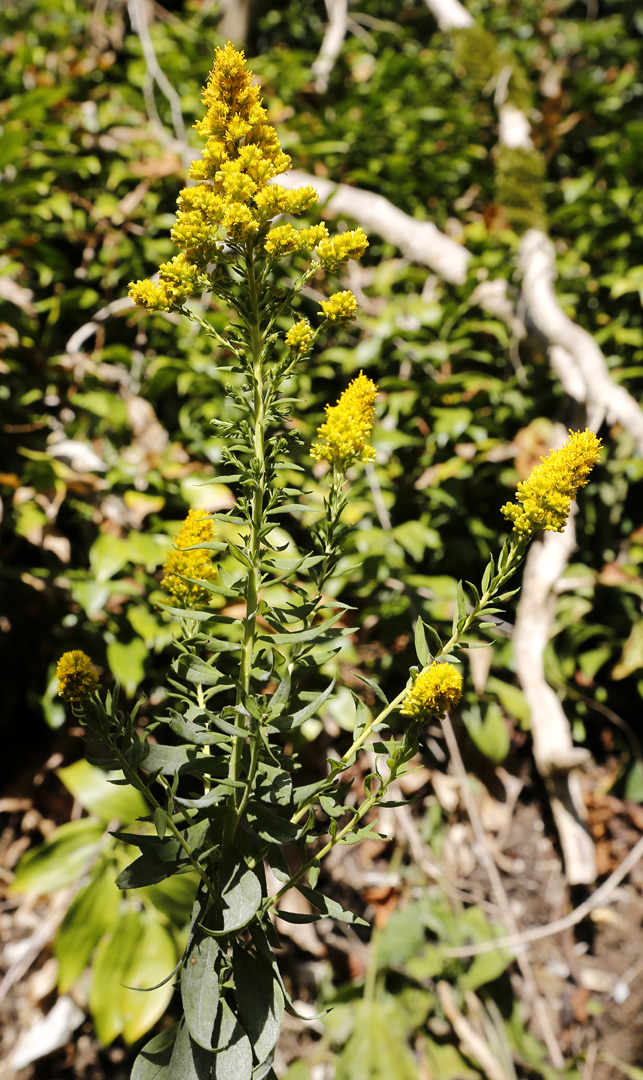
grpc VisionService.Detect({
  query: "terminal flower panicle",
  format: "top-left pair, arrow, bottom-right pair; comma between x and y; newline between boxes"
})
161,509 -> 218,606
57,651 -> 100,701
127,43 -> 368,322
501,428 -> 602,537
311,372 -> 378,471
400,663 -> 463,721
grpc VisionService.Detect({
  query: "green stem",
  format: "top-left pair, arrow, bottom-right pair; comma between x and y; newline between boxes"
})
227,245 -> 265,832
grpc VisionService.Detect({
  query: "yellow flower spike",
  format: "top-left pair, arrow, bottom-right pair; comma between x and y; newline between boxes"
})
57,651 -> 100,701
285,320 -> 313,353
501,428 -> 602,538
161,510 -> 218,606
128,43 -> 366,313
319,290 -> 359,322
400,663 -> 463,721
311,371 -> 378,471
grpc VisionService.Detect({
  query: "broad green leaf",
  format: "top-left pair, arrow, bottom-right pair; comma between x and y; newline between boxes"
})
57,760 -> 148,823
182,933 -> 221,1049
377,905 -> 428,969
269,679 -> 336,732
142,872 -> 199,925
624,761 -> 643,803
121,919 -> 177,1043
462,703 -> 510,764
335,999 -> 418,1080
169,1019 -> 214,1080
177,654 -> 227,687
255,763 -> 292,806
107,638 -> 148,697
55,863 -> 120,992
484,677 -> 531,729
460,943 -> 513,992
11,818 -> 105,895
246,804 -> 300,845
262,611 -> 344,646
116,820 -> 209,889
214,861 -> 262,934
211,1000 -> 253,1080
233,946 -> 284,1065
425,1038 -> 482,1079
131,1023 -> 179,1080
90,909 -> 140,1045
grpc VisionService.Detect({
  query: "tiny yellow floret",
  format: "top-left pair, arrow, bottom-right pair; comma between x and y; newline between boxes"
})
501,428 -> 602,537
161,510 -> 218,606
57,651 -> 100,701
319,290 -> 359,322
311,372 -> 378,471
400,663 -> 463,721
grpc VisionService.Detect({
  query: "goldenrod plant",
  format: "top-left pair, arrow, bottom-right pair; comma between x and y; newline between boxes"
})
55,44 -> 602,1078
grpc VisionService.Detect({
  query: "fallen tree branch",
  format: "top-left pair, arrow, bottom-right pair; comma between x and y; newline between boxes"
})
275,169 -> 470,285
422,0 -> 474,31
312,0 -> 349,94
513,484 -> 597,886
519,229 -> 643,451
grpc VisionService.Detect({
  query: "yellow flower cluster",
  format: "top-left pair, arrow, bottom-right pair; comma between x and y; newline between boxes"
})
285,320 -> 313,353
316,229 -> 369,270
264,222 -> 328,258
400,663 -> 463,721
311,372 -> 378,470
128,43 -> 368,317
319,290 -> 359,322
501,428 -> 602,537
161,510 -> 218,606
56,651 -> 99,701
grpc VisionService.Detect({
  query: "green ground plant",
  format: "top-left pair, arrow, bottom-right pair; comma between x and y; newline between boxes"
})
47,42 -> 602,1078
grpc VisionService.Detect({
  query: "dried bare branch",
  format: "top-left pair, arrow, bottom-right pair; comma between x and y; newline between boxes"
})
421,0 -> 474,32
274,169 -> 470,284
312,0 -> 349,94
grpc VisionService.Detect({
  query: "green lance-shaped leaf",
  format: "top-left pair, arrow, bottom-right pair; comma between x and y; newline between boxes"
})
182,932 -> 221,1050
212,1000 -> 253,1080
233,946 -> 284,1066
268,678 -> 335,733
414,616 -> 431,667
296,884 -> 369,926
169,1018 -> 214,1080
131,1023 -> 179,1080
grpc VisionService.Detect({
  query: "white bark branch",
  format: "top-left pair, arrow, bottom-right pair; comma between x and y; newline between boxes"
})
519,229 -> 643,453
513,479 -> 597,885
312,0 -> 349,94
275,169 -> 470,285
422,0 -> 474,31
